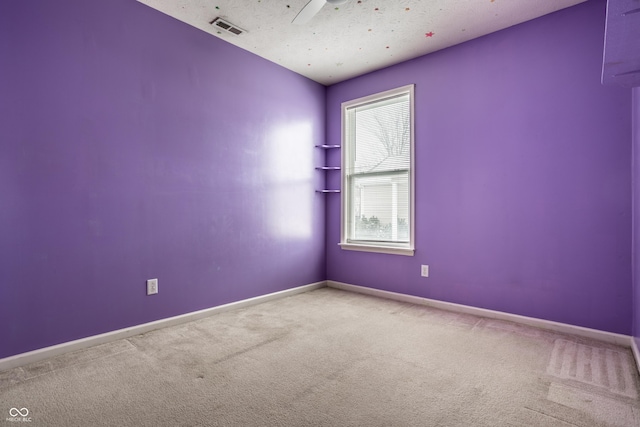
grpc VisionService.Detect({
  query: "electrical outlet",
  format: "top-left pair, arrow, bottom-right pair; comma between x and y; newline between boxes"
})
147,278 -> 158,295
421,265 -> 429,277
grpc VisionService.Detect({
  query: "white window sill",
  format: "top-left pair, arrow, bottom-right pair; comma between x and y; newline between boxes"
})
339,242 -> 415,256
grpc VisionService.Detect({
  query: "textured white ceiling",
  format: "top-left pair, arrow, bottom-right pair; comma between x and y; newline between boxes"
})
136,0 -> 587,85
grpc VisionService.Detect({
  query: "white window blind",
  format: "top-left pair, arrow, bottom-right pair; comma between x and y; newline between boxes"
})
341,85 -> 414,255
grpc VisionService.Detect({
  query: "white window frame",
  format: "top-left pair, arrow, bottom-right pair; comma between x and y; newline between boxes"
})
339,84 -> 415,256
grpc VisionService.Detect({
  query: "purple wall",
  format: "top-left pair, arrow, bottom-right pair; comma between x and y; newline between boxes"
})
0,0 -> 633,361
634,86 -> 640,348
0,0 -> 326,358
326,0 -> 633,334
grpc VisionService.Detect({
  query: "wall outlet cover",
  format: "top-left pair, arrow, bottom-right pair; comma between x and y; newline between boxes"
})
421,265 -> 429,277
147,278 -> 158,295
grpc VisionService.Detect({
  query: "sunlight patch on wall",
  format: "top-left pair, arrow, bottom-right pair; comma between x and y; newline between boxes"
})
267,122 -> 314,239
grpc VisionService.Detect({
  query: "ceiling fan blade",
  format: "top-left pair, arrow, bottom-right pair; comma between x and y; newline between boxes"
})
292,0 -> 326,25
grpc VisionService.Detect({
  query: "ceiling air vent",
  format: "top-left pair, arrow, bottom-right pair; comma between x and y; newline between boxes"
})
210,17 -> 245,36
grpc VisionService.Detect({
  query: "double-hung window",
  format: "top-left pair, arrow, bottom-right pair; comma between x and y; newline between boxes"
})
340,85 -> 415,256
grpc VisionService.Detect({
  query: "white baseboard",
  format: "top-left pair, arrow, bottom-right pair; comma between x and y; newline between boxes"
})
632,338 -> 640,375
0,281 -> 326,373
327,281 -> 632,348
4,280 -> 637,375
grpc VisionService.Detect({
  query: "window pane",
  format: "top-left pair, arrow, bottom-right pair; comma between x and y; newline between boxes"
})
350,171 -> 409,242
351,94 -> 410,175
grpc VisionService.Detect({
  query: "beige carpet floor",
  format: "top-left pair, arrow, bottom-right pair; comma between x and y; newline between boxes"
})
1,287 -> 639,426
